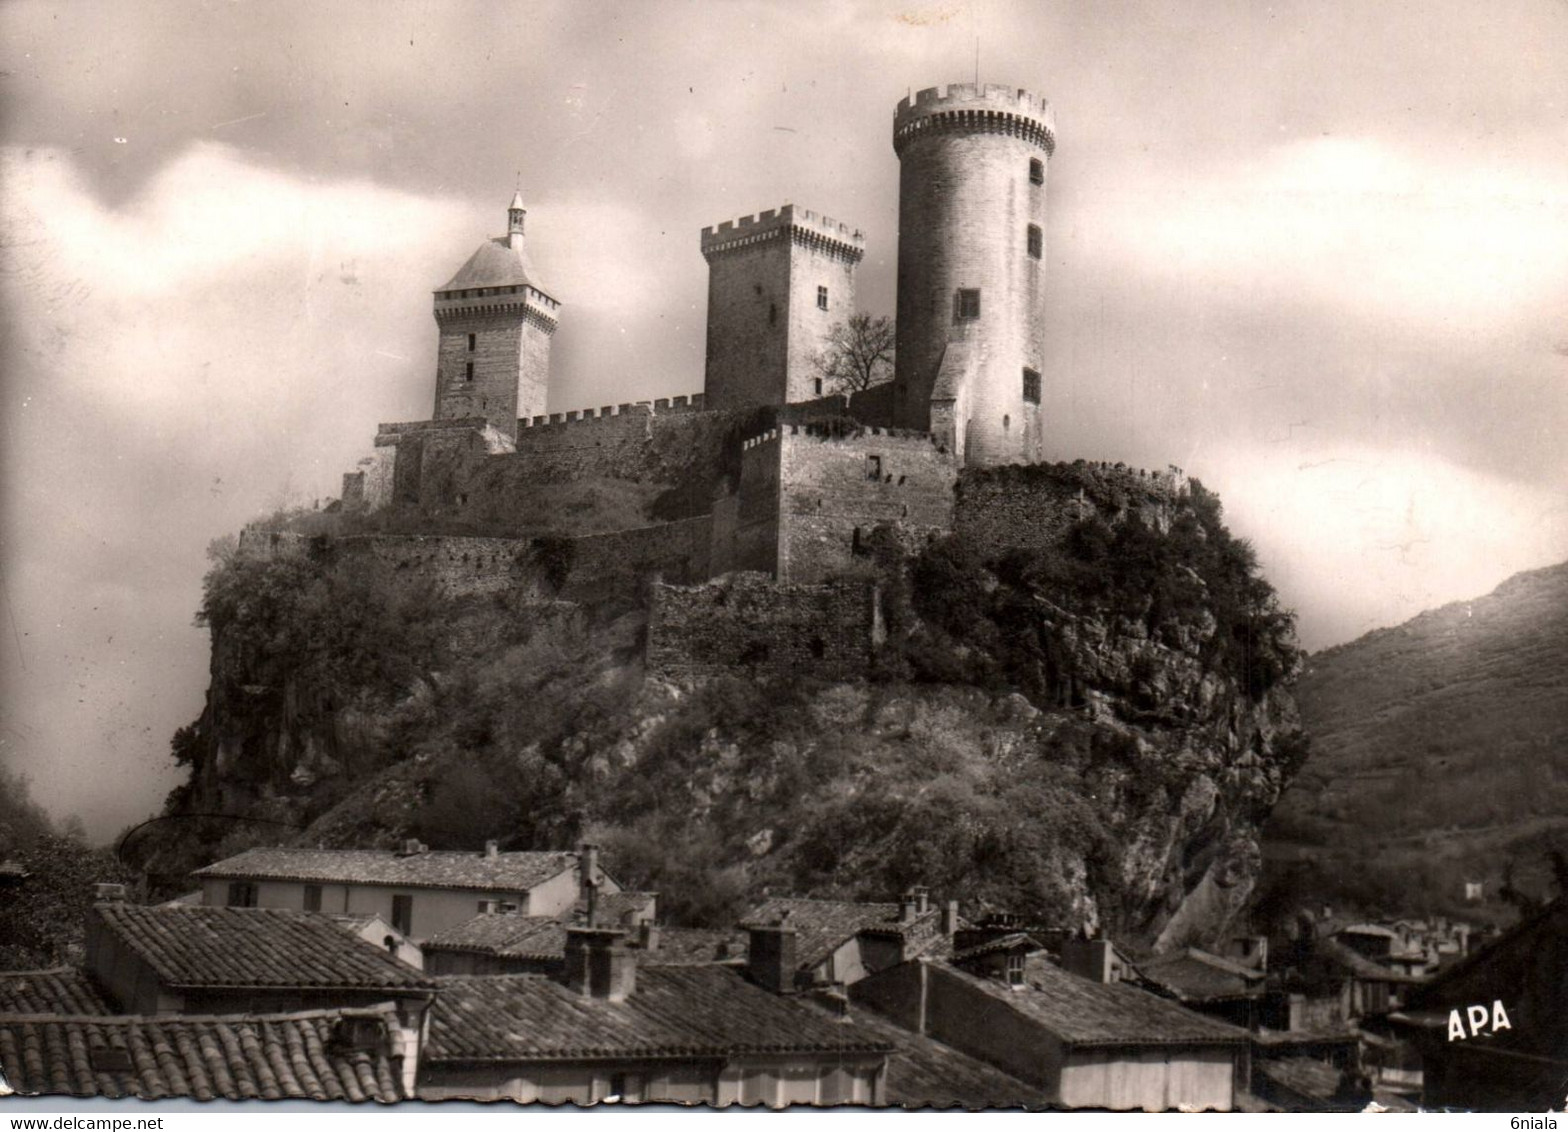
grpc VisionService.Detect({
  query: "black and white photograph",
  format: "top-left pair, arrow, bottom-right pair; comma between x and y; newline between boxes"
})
1,0 -> 1565,1115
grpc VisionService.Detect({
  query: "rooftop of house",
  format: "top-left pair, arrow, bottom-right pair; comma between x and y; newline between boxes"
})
423,913 -> 746,966
92,904 -> 436,993
425,968 -> 892,1064
1137,948 -> 1267,1003
0,1007 -> 404,1102
193,846 -> 580,893
422,914 -> 564,959
0,968 -> 114,1015
1253,1056 -> 1418,1112
846,1006 -> 1054,1110
741,896 -> 946,970
942,957 -> 1249,1050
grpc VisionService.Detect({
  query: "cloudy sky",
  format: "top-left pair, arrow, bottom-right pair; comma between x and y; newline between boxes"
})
2,0 -> 1565,837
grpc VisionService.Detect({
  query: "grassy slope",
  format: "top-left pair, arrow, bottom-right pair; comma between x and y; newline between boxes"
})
1262,561 -> 1568,912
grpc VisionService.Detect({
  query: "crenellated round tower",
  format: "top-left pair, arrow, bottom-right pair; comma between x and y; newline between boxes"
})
891,83 -> 1056,466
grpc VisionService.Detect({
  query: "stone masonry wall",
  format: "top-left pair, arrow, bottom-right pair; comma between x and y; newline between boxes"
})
646,573 -> 879,683
495,402 -> 720,484
239,514 -> 714,606
774,425 -> 957,582
954,461 -> 1190,560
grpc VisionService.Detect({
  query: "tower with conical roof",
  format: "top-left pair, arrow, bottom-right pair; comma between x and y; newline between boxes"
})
430,192 -> 561,439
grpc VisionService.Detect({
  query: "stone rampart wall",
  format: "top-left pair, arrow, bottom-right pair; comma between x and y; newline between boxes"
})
954,460 -> 1190,559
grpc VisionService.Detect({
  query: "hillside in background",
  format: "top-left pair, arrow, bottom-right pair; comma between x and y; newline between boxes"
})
1261,561 -> 1568,920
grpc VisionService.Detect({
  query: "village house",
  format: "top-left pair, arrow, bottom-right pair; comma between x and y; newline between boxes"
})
416,926 -> 892,1106
1136,947 -> 1274,1031
192,841 -> 617,942
739,888 -> 960,990
851,933 -> 1250,1111
83,900 -> 436,1094
1389,896 -> 1568,1110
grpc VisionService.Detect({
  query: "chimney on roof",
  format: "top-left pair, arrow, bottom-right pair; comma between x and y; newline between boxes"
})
912,885 -> 930,915
638,921 -> 661,952
942,900 -> 960,937
900,890 -> 920,924
484,840 -> 499,859
563,927 -> 636,1002
747,920 -> 800,994
397,839 -> 427,857
578,842 -> 600,925
93,882 -> 128,903
1061,938 -> 1119,984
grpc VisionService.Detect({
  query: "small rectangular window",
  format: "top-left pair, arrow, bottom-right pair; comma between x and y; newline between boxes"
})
866,455 -> 882,481
303,884 -> 322,913
1027,224 -> 1042,259
1007,953 -> 1026,986
1029,158 -> 1044,185
391,894 -> 414,936
814,378 -> 823,397
464,361 -> 474,382
227,882 -> 257,908
1023,368 -> 1042,405
467,333 -> 476,351
817,285 -> 829,311
956,288 -> 981,320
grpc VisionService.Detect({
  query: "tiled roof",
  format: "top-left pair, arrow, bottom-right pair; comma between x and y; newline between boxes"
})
640,928 -> 747,967
436,238 -> 543,293
423,914 -> 562,958
425,968 -> 893,1063
578,891 -> 657,925
424,916 -> 743,966
93,904 -> 435,992
1138,949 -> 1266,1002
741,898 -> 942,970
944,961 -> 1248,1049
847,1007 -> 1053,1109
0,969 -> 113,1015
193,847 -> 578,893
0,1008 -> 403,1101
951,932 -> 1042,963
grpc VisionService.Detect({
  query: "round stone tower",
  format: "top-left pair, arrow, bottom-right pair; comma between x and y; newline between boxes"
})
891,83 -> 1056,466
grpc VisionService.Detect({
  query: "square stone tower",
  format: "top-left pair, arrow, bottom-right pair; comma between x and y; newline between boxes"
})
701,205 -> 865,410
431,192 -> 560,441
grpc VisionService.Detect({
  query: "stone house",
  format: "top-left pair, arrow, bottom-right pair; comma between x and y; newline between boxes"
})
192,841 -> 617,943
417,927 -> 892,1106
851,939 -> 1249,1111
739,890 -> 960,991
83,901 -> 435,1094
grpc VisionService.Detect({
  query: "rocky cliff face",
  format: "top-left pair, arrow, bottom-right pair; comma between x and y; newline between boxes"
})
149,469 -> 1306,951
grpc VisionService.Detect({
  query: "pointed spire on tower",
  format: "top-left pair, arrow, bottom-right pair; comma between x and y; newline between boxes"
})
507,183 -> 527,248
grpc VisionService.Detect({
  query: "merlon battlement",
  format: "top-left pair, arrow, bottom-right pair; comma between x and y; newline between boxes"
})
741,422 -> 937,450
517,393 -> 708,431
701,204 -> 865,262
893,82 -> 1056,156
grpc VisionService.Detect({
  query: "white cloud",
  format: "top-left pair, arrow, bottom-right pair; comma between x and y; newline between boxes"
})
1197,442 -> 1568,649
1082,137 -> 1568,341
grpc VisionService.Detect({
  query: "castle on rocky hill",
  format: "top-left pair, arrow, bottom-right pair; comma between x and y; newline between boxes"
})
308,83 -> 1186,677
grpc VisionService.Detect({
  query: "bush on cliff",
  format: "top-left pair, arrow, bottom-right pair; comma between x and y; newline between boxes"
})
901,480 -> 1300,704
